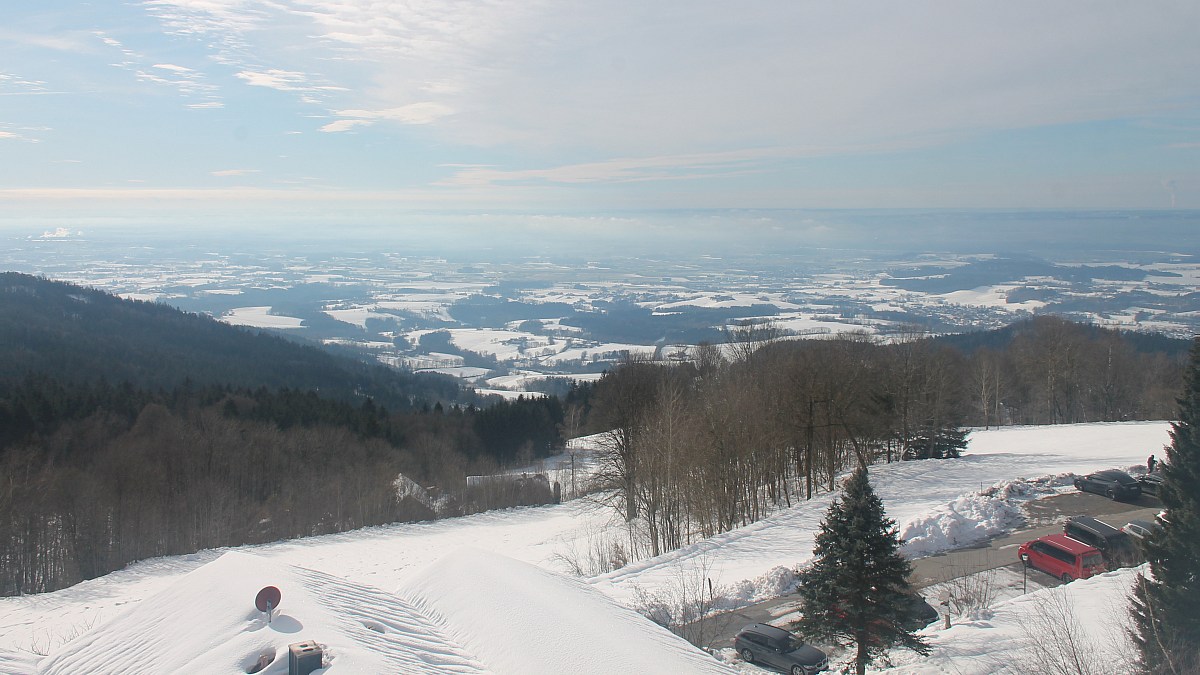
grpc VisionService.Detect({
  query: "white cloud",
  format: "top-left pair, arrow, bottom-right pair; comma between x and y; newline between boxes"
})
236,69 -> 311,91
439,139 -> 929,186
321,102 -> 454,132
96,31 -> 222,106
0,122 -> 49,142
0,28 -> 99,53
210,168 -> 260,177
137,1 -> 1200,161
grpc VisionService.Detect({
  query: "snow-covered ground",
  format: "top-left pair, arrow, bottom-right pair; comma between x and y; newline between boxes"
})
870,566 -> 1145,675
219,306 -> 306,329
0,421 -> 1171,672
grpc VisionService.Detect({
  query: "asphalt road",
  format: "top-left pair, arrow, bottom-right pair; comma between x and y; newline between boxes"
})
699,489 -> 1162,652
908,491 -> 1161,589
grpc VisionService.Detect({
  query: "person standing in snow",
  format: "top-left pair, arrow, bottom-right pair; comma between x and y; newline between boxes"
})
1147,454 -> 1157,473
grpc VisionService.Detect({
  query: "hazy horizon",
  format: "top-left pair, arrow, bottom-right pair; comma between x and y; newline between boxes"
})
3,209 -> 1197,262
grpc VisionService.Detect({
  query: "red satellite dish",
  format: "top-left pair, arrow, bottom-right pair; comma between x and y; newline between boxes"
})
255,586 -> 282,612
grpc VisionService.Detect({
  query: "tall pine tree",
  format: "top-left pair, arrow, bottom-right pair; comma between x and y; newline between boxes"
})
793,466 -> 929,675
1131,336 -> 1200,673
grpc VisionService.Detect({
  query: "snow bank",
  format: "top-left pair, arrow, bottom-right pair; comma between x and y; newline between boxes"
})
716,565 -> 798,610
898,474 -> 1069,557
899,490 -> 1023,557
401,548 -> 732,675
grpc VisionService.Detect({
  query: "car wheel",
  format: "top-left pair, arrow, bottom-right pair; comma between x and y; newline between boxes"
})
792,666 -> 806,675
740,648 -> 754,664
1061,573 -> 1073,583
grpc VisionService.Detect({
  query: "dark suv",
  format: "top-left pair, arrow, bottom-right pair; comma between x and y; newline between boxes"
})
1073,469 -> 1141,501
1137,470 -> 1164,496
733,623 -> 827,675
1063,515 -> 1140,566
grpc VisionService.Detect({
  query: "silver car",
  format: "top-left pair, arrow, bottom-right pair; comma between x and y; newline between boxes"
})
733,623 -> 827,675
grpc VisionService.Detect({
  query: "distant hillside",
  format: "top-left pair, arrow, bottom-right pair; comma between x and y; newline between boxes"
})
932,317 -> 1194,357
0,272 -> 463,410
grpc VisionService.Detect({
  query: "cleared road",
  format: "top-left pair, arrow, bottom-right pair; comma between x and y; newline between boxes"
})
909,490 -> 1161,588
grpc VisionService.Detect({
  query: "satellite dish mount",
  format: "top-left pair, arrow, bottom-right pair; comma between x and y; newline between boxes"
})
255,586 -> 282,625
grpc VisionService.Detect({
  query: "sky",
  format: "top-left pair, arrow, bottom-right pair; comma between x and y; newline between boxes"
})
2,1 -> 1200,230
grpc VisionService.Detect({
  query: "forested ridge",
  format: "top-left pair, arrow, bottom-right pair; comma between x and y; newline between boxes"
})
0,274 -> 566,594
0,272 -> 463,411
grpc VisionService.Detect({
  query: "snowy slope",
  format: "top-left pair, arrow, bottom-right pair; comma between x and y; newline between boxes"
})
0,421 -> 1171,672
402,549 -> 731,674
36,552 -> 488,674
16,549 -> 733,674
875,566 -> 1144,674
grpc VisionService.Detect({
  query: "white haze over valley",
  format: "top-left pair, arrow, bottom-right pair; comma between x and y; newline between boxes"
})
0,421 -> 1170,673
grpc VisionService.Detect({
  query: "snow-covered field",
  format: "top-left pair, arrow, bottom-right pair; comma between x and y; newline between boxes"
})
219,306 -> 305,329
0,421 -> 1171,673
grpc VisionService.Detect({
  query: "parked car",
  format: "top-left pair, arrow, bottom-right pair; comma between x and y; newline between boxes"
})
1137,470 -> 1164,496
733,623 -> 828,675
1073,469 -> 1142,501
1122,518 -> 1162,541
1063,515 -> 1140,566
1018,533 -> 1106,583
899,593 -> 940,631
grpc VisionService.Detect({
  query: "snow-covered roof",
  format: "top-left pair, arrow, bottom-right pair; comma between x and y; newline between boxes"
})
34,551 -> 487,674
18,549 -> 730,674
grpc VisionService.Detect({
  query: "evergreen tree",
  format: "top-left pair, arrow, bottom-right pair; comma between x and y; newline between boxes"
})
904,426 -> 968,460
793,466 -> 929,675
1132,337 -> 1200,673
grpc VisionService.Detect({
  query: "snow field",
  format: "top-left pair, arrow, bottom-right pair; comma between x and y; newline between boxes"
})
873,566 -> 1144,674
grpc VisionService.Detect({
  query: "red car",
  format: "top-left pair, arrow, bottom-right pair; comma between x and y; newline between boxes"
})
1018,533 -> 1105,583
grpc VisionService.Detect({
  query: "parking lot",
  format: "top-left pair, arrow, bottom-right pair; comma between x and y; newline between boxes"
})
704,489 -> 1162,654
909,490 -> 1161,589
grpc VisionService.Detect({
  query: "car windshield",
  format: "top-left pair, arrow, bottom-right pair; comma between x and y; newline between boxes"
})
1084,553 -> 1104,567
778,635 -> 805,652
